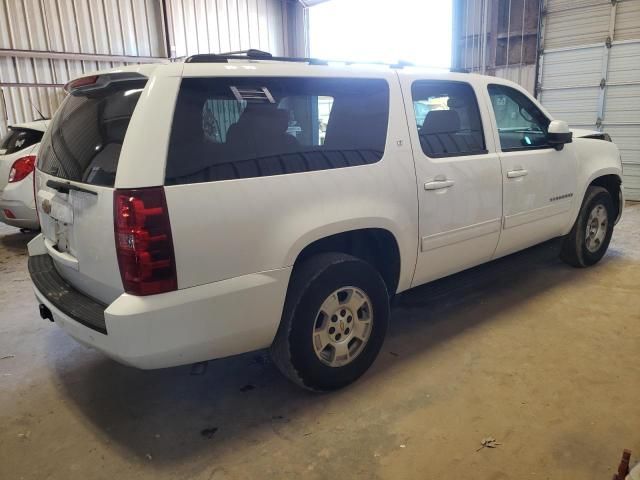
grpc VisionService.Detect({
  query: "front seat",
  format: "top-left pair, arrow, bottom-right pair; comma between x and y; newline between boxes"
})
419,110 -> 463,156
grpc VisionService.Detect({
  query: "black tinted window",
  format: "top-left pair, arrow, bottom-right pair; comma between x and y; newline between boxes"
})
411,81 -> 486,157
37,80 -> 146,186
165,77 -> 389,185
0,128 -> 43,155
488,84 -> 551,151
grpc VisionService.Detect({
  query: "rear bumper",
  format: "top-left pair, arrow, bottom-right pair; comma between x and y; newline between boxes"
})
0,197 -> 38,229
28,241 -> 291,369
0,173 -> 38,229
29,254 -> 108,333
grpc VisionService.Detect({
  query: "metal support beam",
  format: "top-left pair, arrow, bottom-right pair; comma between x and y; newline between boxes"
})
596,1 -> 618,129
534,0 -> 546,97
0,82 -> 64,88
283,1 -> 309,58
0,48 -> 166,64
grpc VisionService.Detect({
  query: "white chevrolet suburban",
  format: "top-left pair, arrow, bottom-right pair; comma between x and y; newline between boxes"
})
27,51 -> 624,391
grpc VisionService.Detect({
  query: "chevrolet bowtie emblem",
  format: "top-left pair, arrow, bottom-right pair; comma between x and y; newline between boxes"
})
41,199 -> 52,215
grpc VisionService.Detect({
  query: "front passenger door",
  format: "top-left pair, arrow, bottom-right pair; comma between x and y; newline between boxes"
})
487,84 -> 578,258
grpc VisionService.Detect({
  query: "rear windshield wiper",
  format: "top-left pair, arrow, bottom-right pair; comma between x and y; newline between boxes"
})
46,179 -> 98,196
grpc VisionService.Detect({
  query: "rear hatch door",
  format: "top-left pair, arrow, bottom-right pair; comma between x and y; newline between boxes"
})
35,73 -> 147,304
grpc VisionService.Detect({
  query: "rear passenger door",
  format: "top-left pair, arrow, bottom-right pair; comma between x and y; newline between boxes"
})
398,76 -> 503,286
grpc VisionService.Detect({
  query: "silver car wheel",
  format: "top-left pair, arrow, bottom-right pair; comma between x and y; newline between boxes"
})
585,203 -> 608,253
312,286 -> 373,367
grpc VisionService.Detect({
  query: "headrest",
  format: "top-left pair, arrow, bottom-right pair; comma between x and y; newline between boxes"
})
270,108 -> 289,133
238,105 -> 289,133
446,96 -> 466,109
421,110 -> 461,134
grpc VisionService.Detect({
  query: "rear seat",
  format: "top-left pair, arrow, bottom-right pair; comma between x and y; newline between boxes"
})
165,95 -> 386,185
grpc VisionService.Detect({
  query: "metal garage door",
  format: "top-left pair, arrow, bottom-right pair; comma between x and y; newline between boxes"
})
538,0 -> 640,201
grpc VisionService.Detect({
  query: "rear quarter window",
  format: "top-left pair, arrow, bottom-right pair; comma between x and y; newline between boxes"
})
0,128 -> 43,155
165,76 -> 390,185
37,80 -> 146,187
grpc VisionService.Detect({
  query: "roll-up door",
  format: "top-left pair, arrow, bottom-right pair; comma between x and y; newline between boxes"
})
538,0 -> 640,200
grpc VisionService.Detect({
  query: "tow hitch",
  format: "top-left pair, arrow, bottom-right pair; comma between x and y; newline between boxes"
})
39,304 -> 53,322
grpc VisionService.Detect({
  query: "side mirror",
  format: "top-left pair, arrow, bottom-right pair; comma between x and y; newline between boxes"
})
548,120 -> 573,151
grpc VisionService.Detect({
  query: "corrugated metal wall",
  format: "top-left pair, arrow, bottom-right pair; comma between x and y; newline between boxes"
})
538,0 -> 640,200
164,0 -> 287,58
0,0 -> 166,56
452,0 -> 542,94
0,0 -> 291,138
494,64 -> 537,93
0,0 -> 167,136
454,0 -> 486,72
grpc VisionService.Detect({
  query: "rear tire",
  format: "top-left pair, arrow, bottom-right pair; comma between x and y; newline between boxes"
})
560,186 -> 614,267
271,252 -> 389,391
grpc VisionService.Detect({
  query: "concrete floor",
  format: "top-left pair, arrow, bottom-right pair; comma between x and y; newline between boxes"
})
1,205 -> 639,480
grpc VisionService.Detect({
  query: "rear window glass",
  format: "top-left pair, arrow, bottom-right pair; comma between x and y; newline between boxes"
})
0,128 -> 43,155
165,77 -> 389,185
37,80 -> 146,187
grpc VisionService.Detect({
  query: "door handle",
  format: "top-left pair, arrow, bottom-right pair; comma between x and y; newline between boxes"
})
507,169 -> 528,178
424,179 -> 455,190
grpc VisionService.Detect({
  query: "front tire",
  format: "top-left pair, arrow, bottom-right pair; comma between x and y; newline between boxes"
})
271,253 -> 389,391
560,186 -> 615,267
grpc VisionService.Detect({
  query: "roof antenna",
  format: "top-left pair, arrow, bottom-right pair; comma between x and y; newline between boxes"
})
30,100 -> 46,121
0,89 -> 8,124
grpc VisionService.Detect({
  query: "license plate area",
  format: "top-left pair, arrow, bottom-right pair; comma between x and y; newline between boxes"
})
37,190 -> 74,253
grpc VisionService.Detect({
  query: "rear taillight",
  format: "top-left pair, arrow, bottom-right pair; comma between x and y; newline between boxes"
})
8,155 -> 36,183
32,166 -> 39,224
114,187 -> 177,296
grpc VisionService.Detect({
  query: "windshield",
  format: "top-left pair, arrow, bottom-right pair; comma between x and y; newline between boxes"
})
37,79 -> 146,187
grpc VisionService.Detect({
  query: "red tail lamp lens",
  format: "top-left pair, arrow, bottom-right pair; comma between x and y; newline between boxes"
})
114,187 -> 177,296
8,155 -> 36,183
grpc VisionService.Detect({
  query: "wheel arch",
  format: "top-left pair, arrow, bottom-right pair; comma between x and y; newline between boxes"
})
588,173 -> 623,224
288,227 -> 404,297
568,168 -> 623,232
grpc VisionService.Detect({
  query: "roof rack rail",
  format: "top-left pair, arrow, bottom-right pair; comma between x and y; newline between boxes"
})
184,50 -> 420,68
185,49 -> 329,65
